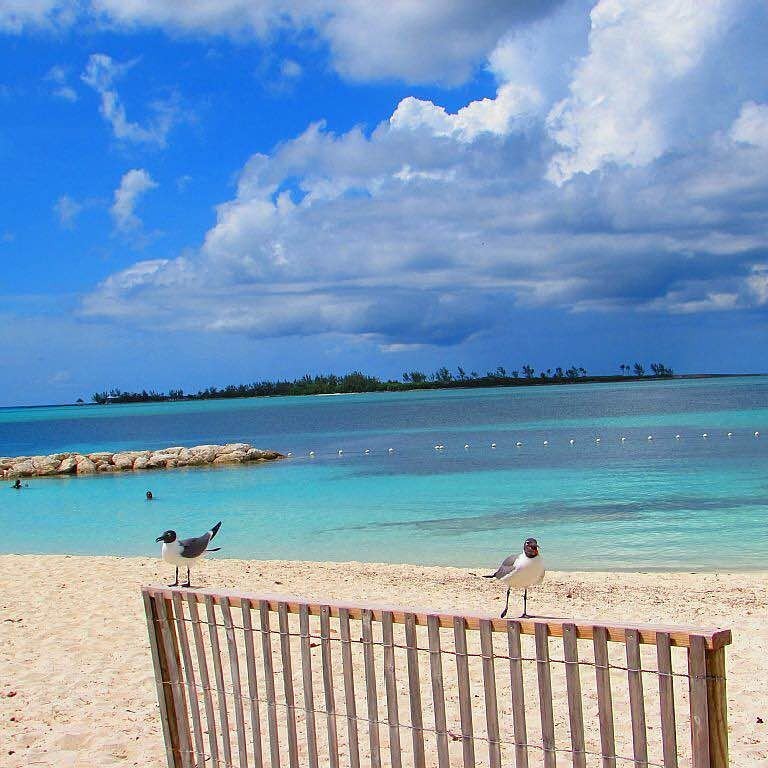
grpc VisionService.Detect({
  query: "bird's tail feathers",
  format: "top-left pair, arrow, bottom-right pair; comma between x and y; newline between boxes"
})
209,521 -> 222,541
205,547 -> 221,553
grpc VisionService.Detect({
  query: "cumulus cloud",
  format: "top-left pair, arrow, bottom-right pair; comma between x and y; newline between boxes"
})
3,1 -> 566,86
546,0 -> 747,184
730,101 -> 768,149
81,54 -> 180,147
110,169 -> 157,232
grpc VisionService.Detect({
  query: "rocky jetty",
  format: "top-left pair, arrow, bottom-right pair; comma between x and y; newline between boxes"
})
1,443 -> 284,479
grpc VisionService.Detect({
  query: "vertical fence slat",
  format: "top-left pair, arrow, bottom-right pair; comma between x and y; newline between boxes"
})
562,623 -> 586,768
221,600 -> 250,768
320,606 -> 340,768
382,611 -> 403,768
593,626 -> 616,768
404,613 -> 426,768
535,622 -> 557,768
156,597 -> 193,768
454,616 -> 476,768
339,607 -> 361,768
625,629 -> 648,768
427,615 -> 450,768
241,600 -> 265,768
299,604 -> 320,768
362,609 -> 382,768
688,636 -> 710,768
143,593 -> 178,768
259,600 -> 281,768
656,632 -> 678,768
278,601 -> 300,768
204,595 -> 232,768
705,646 -> 728,768
186,594 -> 220,766
171,593 -> 206,766
507,622 -> 529,768
479,620 -> 501,768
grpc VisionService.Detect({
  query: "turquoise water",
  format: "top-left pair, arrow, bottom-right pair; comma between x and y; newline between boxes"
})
2,377 -> 767,570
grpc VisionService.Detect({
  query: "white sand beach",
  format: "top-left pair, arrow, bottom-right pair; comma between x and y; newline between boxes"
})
0,555 -> 766,767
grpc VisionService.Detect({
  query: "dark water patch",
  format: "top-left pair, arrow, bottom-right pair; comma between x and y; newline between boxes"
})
329,494 -> 767,536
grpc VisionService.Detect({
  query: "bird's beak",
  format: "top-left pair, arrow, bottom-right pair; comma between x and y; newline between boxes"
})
155,536 -> 163,542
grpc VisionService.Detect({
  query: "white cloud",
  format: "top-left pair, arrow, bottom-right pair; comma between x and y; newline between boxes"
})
110,169 -> 157,232
81,54 -> 180,147
45,64 -> 78,102
389,83 -> 542,143
546,0 -> 742,184
2,1 -> 567,86
54,195 -> 83,228
730,101 -> 768,149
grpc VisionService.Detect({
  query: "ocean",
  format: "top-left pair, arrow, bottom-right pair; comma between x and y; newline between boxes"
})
1,376 -> 767,570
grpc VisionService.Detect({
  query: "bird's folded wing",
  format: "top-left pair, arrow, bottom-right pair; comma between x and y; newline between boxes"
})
491,553 -> 522,579
179,532 -> 211,558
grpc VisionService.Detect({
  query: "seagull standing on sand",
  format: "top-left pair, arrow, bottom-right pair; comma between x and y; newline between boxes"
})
156,521 -> 222,587
484,538 -> 545,618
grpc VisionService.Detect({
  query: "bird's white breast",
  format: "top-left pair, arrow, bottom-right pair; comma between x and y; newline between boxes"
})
161,540 -> 186,566
501,553 -> 545,587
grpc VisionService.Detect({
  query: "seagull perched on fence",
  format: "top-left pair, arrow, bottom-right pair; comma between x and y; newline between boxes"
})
484,538 -> 545,618
156,521 -> 222,587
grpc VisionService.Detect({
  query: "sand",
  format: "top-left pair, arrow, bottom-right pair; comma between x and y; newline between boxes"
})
0,555 -> 766,767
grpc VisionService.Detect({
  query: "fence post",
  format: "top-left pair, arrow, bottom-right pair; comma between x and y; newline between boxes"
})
143,592 -> 181,768
705,647 -> 729,768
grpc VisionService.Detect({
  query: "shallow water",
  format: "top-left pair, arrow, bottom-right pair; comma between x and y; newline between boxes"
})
2,377 -> 767,569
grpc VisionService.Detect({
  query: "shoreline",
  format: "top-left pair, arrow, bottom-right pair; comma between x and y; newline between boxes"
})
1,554 -> 766,767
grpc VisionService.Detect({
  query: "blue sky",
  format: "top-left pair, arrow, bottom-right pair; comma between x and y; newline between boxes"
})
1,0 -> 767,406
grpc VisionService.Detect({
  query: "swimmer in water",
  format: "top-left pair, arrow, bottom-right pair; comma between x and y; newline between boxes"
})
146,490 -> 153,500
12,479 -> 22,489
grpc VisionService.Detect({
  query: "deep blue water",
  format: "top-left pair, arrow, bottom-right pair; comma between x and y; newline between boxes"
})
1,377 -> 767,569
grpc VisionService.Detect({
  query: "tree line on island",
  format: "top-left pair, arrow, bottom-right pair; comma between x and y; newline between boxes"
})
89,361 -> 674,404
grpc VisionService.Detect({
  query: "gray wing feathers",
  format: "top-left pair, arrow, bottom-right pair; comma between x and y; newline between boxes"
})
489,553 -> 520,579
179,531 -> 211,559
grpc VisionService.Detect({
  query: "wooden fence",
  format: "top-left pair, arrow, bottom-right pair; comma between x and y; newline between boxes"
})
143,586 -> 731,768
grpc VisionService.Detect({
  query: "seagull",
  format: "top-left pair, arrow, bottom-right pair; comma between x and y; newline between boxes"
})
156,521 -> 222,588
483,538 -> 545,618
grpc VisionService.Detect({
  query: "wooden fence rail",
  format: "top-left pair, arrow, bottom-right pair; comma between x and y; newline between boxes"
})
143,586 -> 731,768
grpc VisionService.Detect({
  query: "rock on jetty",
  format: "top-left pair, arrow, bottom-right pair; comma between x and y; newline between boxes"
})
1,443 -> 284,479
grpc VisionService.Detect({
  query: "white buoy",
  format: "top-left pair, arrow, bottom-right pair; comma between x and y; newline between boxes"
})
543,440 -> 548,446
620,437 -> 627,443
286,452 -> 293,457
491,442 -> 497,449
569,439 -> 575,445
727,432 -> 732,438
464,444 -> 470,449
338,449 -> 343,455
647,435 -> 653,441
309,451 -> 315,457
675,434 -> 681,440
595,437 -> 601,443
388,448 -> 394,453
755,431 -> 760,437
364,449 -> 370,455
516,441 -> 523,447
702,433 -> 708,439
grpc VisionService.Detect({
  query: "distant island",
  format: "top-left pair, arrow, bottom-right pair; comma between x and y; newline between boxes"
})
87,362 -> 676,404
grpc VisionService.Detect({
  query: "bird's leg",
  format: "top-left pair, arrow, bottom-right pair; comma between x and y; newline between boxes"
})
520,588 -> 529,618
500,587 -> 511,618
182,567 -> 191,588
168,566 -> 179,587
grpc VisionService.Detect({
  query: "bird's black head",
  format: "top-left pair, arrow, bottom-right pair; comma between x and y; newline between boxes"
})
523,538 -> 539,558
156,530 -> 177,543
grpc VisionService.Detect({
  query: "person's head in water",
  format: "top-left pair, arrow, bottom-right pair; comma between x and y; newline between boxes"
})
146,490 -> 153,500
12,479 -> 21,489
